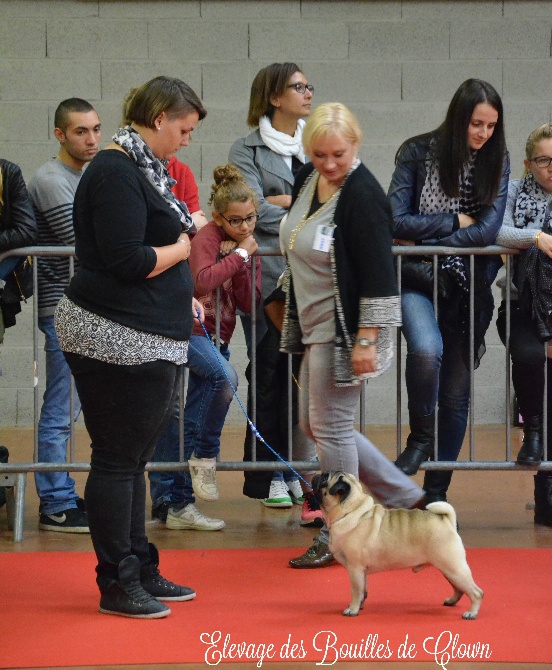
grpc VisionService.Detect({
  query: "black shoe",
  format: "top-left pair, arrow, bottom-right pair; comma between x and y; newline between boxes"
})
141,543 -> 196,602
39,506 -> 89,533
517,416 -> 543,466
289,539 -> 335,568
99,555 -> 170,619
0,446 -> 8,508
151,501 -> 171,523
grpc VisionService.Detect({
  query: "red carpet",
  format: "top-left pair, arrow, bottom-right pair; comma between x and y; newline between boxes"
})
2,547 -> 552,667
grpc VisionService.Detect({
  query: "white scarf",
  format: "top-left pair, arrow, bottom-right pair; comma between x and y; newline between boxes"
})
258,116 -> 306,167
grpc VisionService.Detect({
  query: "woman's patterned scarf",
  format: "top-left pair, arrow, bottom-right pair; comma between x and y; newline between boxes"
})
419,141 -> 491,367
112,126 -> 193,232
514,171 -> 552,230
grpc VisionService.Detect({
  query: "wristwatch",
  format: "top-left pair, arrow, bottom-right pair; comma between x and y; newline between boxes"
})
356,337 -> 377,348
232,247 -> 250,263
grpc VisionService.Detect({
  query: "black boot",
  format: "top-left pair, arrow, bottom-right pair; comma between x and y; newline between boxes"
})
517,416 -> 543,466
0,446 -> 8,508
534,472 -> 552,527
99,555 -> 170,618
423,470 -> 453,504
395,414 -> 435,476
141,543 -> 196,602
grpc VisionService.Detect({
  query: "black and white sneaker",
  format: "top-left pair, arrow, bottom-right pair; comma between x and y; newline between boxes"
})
39,506 -> 90,533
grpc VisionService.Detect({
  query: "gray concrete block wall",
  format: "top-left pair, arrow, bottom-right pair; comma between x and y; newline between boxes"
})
0,0 -> 551,426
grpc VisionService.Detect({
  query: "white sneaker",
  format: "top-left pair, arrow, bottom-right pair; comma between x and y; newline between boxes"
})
188,456 -> 219,501
165,504 -> 225,531
286,478 -> 304,505
261,479 -> 293,508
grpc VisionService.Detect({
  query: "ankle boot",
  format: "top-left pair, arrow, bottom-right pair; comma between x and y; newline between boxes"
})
517,416 -> 543,466
141,542 -> 196,602
423,470 -> 453,504
395,414 -> 435,476
99,555 -> 170,618
534,472 -> 552,527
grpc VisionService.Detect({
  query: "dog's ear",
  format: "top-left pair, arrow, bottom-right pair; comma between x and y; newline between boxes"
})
328,474 -> 351,501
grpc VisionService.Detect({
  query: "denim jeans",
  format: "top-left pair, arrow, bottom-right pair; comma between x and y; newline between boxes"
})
64,352 -> 181,586
149,334 -> 238,510
401,288 -> 471,462
35,315 -> 81,514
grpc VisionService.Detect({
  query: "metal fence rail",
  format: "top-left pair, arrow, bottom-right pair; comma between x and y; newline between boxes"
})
1,245 -> 549,541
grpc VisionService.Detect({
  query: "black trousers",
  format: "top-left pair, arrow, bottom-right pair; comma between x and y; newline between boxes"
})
496,300 -> 551,439
64,352 -> 181,588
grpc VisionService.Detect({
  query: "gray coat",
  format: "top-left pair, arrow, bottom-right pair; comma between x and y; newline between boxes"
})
229,129 -> 294,300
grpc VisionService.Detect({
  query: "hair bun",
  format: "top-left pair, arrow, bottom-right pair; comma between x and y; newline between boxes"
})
213,163 -> 244,186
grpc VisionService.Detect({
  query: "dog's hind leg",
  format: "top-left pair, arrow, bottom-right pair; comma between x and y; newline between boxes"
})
441,568 -> 483,620
343,567 -> 367,617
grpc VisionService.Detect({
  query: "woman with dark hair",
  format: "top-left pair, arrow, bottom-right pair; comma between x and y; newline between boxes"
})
229,63 -> 320,521
495,122 -> 552,525
55,76 -> 206,618
389,78 -> 509,504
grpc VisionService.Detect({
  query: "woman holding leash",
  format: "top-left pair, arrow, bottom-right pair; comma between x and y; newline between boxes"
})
55,76 -> 206,618
495,122 -> 552,525
389,79 -> 509,505
281,102 -> 426,568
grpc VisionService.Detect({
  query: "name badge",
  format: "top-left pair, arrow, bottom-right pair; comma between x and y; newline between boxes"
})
313,225 -> 334,253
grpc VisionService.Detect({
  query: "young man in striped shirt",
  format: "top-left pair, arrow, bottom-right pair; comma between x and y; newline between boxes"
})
27,98 -> 101,533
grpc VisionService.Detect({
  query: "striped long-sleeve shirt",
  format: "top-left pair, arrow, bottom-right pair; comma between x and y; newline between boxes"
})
27,159 -> 82,317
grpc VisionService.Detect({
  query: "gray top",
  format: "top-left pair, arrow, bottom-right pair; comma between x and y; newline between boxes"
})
229,129 -> 298,300
496,179 -> 552,248
27,158 -> 82,317
281,174 -> 337,345
496,178 -> 552,299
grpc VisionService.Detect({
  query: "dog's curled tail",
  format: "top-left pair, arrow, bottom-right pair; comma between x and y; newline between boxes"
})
425,501 -> 457,530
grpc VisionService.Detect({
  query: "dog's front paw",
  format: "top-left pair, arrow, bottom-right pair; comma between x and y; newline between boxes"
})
343,607 -> 359,617
462,611 -> 477,620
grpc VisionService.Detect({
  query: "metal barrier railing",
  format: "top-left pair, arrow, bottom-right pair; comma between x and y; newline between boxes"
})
1,245 -> 550,541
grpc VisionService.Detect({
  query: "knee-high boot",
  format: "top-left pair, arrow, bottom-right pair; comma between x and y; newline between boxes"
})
534,472 -> 552,527
395,413 -> 435,476
423,469 -> 453,504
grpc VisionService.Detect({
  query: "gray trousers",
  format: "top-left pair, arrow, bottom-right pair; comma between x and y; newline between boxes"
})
298,342 -> 424,545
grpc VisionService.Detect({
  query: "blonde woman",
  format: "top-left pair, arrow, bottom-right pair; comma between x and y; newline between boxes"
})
496,122 -> 552,525
280,103 -> 425,568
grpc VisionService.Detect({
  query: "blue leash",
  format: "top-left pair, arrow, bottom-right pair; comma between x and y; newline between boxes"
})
196,313 -> 312,490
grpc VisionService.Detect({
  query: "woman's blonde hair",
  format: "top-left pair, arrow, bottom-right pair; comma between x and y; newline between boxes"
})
525,122 -> 552,160
302,102 -> 362,156
122,76 -> 206,129
208,164 -> 259,213
522,123 -> 552,176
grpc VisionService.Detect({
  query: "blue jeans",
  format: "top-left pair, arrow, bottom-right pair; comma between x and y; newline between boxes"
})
35,315 -> 81,514
401,289 -> 471,462
149,334 -> 238,510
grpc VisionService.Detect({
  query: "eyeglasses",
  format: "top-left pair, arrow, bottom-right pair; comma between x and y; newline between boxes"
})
287,82 -> 314,95
220,213 -> 258,228
530,156 -> 552,168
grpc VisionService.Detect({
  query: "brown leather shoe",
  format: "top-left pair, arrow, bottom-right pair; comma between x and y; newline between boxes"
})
289,539 -> 335,568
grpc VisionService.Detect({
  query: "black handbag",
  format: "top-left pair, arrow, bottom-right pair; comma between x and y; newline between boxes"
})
1,256 -> 33,305
400,256 -> 454,300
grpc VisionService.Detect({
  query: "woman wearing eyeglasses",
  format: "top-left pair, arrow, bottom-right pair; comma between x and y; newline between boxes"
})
230,63 -> 320,519
495,122 -> 552,526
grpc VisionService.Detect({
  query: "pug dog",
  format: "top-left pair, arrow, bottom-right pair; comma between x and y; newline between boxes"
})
312,471 -> 483,619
